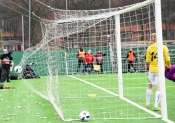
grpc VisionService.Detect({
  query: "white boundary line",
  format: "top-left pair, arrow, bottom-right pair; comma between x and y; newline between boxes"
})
125,86 -> 175,89
68,75 -> 174,123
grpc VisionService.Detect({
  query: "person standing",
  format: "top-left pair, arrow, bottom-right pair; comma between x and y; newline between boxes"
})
94,49 -> 106,74
124,48 -> 137,73
145,33 -> 170,111
84,50 -> 94,74
0,49 -> 13,82
77,48 -> 86,74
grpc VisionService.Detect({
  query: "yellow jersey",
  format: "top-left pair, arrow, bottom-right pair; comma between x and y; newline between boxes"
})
146,42 -> 170,72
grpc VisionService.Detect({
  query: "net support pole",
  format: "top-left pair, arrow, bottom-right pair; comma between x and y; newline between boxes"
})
115,14 -> 123,97
22,15 -> 24,51
0,29 -> 3,50
155,0 -> 168,119
28,0 -> 31,48
65,54 -> 68,75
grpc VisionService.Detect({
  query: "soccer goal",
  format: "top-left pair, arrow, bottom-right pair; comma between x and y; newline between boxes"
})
19,0 -> 172,122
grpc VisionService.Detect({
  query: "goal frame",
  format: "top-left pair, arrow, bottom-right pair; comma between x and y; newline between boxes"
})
19,0 -> 174,122
116,0 -> 168,121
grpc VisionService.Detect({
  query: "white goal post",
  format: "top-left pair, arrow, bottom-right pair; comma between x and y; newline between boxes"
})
18,0 -> 173,122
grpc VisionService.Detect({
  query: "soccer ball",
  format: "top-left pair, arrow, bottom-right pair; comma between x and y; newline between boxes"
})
14,65 -> 23,73
79,111 -> 90,121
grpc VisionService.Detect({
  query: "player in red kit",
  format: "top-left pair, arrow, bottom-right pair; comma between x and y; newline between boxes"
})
84,50 -> 94,74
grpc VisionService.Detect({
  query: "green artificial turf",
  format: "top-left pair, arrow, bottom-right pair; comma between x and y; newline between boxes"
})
0,73 -> 174,123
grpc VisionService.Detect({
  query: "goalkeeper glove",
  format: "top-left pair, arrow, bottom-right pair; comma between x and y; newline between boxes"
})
166,68 -> 170,72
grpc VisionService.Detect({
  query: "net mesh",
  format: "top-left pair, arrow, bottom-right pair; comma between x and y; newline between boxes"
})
19,0 -> 163,121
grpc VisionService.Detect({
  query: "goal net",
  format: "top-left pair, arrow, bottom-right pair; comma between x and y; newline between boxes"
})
19,0 -> 168,121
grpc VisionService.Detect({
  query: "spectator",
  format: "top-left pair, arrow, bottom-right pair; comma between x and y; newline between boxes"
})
94,49 -> 106,74
77,48 -> 86,74
0,49 -> 13,82
124,48 -> 137,73
22,63 -> 40,79
84,50 -> 94,74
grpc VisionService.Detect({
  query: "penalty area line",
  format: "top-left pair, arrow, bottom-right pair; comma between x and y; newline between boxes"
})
68,75 -> 174,123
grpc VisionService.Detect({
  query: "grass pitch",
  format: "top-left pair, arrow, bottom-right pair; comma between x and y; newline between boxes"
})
0,73 -> 175,123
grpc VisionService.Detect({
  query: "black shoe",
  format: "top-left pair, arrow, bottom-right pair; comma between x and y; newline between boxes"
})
7,80 -> 11,82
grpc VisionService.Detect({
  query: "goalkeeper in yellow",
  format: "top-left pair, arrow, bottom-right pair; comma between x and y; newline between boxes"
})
145,33 -> 170,111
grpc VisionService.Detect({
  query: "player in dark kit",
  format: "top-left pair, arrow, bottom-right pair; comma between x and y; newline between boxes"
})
94,49 -> 106,74
0,49 -> 13,83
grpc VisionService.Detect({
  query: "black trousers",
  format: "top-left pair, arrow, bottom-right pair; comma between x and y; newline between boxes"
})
77,58 -> 85,73
1,68 -> 10,82
128,61 -> 136,72
84,63 -> 93,74
97,62 -> 103,73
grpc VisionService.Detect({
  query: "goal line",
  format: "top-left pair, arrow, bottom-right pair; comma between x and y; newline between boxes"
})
68,75 -> 175,123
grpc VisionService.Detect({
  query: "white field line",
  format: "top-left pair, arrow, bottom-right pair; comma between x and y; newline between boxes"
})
68,75 -> 174,123
124,86 -> 175,89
